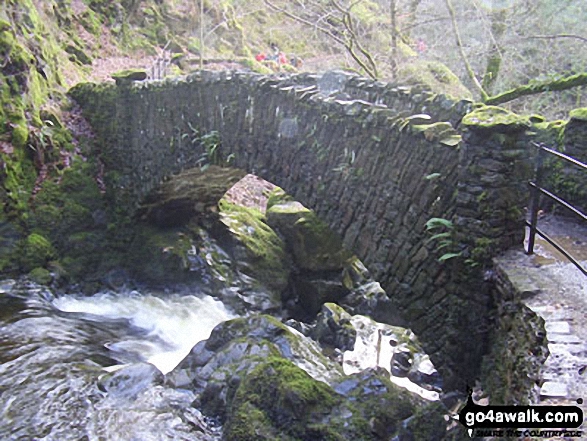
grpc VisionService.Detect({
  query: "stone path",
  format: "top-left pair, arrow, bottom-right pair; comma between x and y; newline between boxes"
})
495,214 -> 587,433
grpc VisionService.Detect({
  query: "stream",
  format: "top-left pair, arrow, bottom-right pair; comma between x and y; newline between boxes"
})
0,279 -> 232,441
0,276 -> 441,439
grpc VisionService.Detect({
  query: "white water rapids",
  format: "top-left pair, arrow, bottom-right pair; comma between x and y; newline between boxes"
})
0,282 -> 232,440
53,291 -> 235,374
0,281 -> 441,440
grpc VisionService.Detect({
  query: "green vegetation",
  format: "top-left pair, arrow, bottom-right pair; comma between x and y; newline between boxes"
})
398,60 -> 473,100
425,217 -> 461,263
219,199 -> 291,292
224,357 -> 339,441
461,105 -> 531,132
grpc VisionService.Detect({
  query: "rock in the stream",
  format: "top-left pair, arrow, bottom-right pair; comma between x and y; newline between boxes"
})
168,313 -> 449,440
266,201 -> 352,271
168,314 -> 343,421
391,347 -> 413,378
408,353 -> 443,392
288,270 -> 350,318
310,302 -> 357,351
98,362 -> 163,400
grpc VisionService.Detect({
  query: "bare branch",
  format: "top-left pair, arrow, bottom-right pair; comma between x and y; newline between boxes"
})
444,0 -> 489,101
525,34 -> 587,43
263,0 -> 346,46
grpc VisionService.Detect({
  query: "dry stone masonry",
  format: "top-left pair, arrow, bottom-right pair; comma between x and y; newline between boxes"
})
70,70 -> 536,389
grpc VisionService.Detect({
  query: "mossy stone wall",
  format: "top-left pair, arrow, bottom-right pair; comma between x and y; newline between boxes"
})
70,71 -> 535,389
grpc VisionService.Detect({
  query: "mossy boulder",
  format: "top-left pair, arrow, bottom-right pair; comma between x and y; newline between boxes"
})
462,105 -> 531,133
170,314 -> 343,421
28,267 -> 52,285
266,201 -> 352,272
171,314 -> 445,440
111,68 -> 148,85
18,232 -> 55,271
310,302 -> 357,351
397,60 -> 472,100
224,357 -> 340,441
226,360 -> 427,441
219,199 -> 291,293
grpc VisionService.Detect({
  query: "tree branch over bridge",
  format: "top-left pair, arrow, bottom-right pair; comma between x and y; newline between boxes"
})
485,73 -> 587,106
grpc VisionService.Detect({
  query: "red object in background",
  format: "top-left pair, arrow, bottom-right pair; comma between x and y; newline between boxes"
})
416,40 -> 427,53
255,53 -> 266,62
278,52 -> 287,64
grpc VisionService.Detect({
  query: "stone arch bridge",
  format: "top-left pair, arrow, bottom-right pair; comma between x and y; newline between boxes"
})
71,70 -> 534,389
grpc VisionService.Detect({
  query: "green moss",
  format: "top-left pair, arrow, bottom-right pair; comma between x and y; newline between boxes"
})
0,19 -> 10,33
225,357 -> 339,441
28,267 -> 52,285
398,60 -> 472,100
401,401 -> 447,441
225,402 -> 280,441
569,107 -> 587,121
18,232 -> 56,271
266,201 -> 352,271
10,124 -> 29,149
219,199 -> 290,291
462,105 -> 531,133
111,68 -> 147,82
78,9 -> 103,36
27,159 -> 112,281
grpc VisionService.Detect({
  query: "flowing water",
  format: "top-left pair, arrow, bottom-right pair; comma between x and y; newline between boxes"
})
0,279 -> 233,441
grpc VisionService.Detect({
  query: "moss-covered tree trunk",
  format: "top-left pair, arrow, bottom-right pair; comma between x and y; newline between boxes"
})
486,73 -> 587,105
482,8 -> 507,94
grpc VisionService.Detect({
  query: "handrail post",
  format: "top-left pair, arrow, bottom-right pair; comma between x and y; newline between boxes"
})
527,145 -> 545,255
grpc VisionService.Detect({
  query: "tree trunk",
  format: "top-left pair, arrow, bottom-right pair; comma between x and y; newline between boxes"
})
482,8 -> 507,94
485,73 -> 587,105
390,0 -> 398,76
444,0 -> 488,101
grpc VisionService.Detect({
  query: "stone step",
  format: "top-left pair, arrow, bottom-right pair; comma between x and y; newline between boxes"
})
540,381 -> 569,398
545,321 -> 571,334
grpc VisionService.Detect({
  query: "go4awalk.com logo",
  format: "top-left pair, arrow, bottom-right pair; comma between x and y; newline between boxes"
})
457,393 -> 584,438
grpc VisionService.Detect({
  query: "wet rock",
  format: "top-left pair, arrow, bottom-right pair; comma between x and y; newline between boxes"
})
283,318 -> 313,336
341,281 -> 407,327
397,401 -> 451,441
329,367 -> 421,440
391,347 -> 413,377
407,353 -> 443,392
169,314 -> 344,421
266,201 -> 352,272
289,270 -> 350,317
310,302 -> 357,351
540,381 -> 568,398
139,166 -> 246,227
98,362 -> 163,400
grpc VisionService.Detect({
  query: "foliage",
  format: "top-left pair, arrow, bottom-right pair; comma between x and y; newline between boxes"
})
425,217 -> 461,262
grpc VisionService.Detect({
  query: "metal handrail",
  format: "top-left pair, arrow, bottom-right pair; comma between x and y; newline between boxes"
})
526,142 -> 587,277
148,41 -> 172,81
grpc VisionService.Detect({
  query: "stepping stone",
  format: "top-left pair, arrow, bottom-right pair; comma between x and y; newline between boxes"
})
540,381 -> 569,398
549,343 -> 587,356
546,321 -> 571,334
